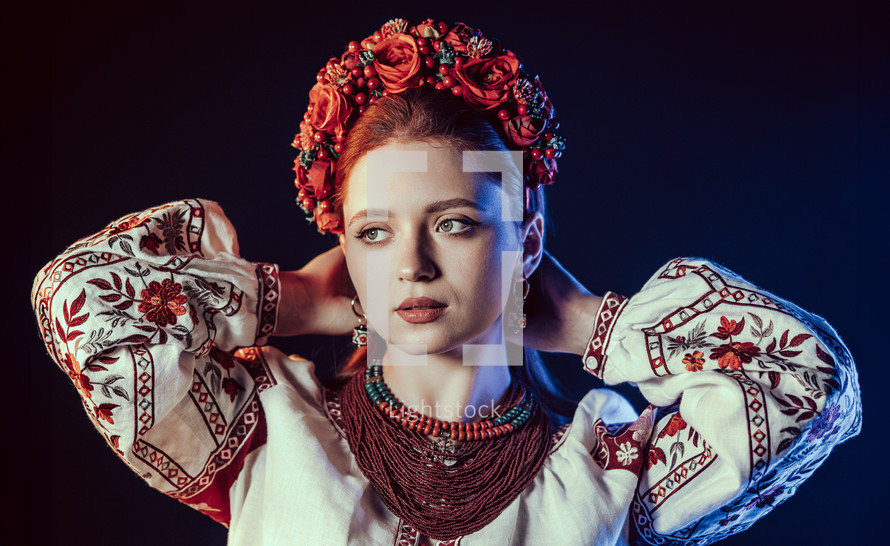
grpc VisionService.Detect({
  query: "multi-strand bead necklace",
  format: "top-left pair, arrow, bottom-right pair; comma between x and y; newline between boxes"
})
336,360 -> 553,540
363,364 -> 535,441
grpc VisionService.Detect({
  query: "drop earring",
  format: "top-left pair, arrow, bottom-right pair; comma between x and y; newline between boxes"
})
351,295 -> 368,347
507,277 -> 530,334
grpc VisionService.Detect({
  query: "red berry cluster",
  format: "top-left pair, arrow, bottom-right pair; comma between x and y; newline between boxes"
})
293,18 -> 565,234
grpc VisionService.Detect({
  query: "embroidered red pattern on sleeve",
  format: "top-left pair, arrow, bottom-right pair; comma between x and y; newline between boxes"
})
580,258 -> 860,545
255,262 -> 280,345
31,199 -> 277,527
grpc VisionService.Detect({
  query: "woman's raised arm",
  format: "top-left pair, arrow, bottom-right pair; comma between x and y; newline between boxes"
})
31,198 -> 286,525
529,255 -> 861,544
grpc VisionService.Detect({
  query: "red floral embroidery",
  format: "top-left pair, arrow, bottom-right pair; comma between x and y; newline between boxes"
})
712,316 -> 745,340
95,403 -> 118,424
647,447 -> 667,469
658,414 -> 688,439
139,232 -> 163,254
62,352 -> 93,399
683,350 -> 705,372
710,342 -> 761,370
222,377 -> 244,403
138,279 -> 187,327
108,215 -> 149,235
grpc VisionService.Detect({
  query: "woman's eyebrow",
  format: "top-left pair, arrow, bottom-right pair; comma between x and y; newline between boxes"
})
347,208 -> 389,228
348,199 -> 485,228
424,198 -> 484,214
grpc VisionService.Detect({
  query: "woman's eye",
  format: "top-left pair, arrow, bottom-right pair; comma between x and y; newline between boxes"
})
437,219 -> 473,234
359,227 -> 389,243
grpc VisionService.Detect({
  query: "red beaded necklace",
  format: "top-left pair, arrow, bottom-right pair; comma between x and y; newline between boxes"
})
337,364 -> 553,541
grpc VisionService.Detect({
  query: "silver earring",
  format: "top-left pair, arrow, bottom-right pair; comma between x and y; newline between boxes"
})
351,295 -> 368,347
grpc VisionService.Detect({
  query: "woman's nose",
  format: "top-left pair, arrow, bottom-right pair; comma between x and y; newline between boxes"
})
397,231 -> 436,282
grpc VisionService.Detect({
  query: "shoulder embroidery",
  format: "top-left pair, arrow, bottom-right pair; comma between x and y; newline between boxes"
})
322,386 -> 348,440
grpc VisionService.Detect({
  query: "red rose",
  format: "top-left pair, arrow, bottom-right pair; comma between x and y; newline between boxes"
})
450,52 -> 521,110
372,33 -> 423,93
528,156 -> 557,188
502,115 -> 548,147
296,158 -> 335,199
442,22 -> 479,53
315,209 -> 343,234
306,83 -> 352,137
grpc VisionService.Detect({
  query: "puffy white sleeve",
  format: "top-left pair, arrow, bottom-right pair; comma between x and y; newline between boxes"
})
581,258 -> 861,544
31,198 -> 282,526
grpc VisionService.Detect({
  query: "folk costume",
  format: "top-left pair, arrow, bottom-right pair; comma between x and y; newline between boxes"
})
31,199 -> 860,545
33,18 -> 861,545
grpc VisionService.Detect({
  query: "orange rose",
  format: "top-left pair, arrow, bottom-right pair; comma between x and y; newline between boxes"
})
372,33 -> 422,93
315,208 -> 343,234
306,83 -> 353,137
450,52 -> 521,111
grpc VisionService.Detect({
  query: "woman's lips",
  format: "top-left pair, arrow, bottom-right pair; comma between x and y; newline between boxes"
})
396,297 -> 447,324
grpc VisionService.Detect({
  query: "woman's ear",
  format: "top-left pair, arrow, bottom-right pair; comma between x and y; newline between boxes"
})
338,233 -> 347,255
521,211 -> 545,278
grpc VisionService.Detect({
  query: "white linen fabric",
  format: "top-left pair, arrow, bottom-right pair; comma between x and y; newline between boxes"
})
32,199 -> 861,545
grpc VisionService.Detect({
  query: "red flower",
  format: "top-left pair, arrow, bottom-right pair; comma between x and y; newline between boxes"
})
647,447 -> 667,469
62,352 -> 93,399
296,158 -> 335,200
108,215 -> 149,235
315,209 -> 343,234
658,414 -> 687,439
712,316 -> 745,340
441,23 -> 480,54
306,83 -> 353,137
451,51 -> 521,111
139,232 -> 163,255
372,33 -> 423,93
415,19 -> 441,40
710,342 -> 761,370
528,156 -> 558,188
502,115 -> 547,147
95,403 -> 118,425
211,347 -> 236,371
222,377 -> 244,403
138,279 -> 187,327
683,350 -> 705,372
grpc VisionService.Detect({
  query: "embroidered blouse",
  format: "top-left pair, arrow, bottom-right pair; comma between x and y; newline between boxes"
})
31,199 -> 861,545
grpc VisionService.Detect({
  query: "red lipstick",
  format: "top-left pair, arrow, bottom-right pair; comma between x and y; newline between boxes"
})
396,297 -> 447,324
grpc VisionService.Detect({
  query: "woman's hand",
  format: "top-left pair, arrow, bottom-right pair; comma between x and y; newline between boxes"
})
522,251 -> 603,355
273,247 -> 358,337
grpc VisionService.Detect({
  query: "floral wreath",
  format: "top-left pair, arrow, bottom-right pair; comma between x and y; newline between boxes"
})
292,18 -> 566,234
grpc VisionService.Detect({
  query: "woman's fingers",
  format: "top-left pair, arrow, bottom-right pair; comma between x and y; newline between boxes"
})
523,252 -> 602,355
274,247 -> 358,337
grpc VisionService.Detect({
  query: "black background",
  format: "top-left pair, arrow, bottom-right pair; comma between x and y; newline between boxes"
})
9,0 -> 888,543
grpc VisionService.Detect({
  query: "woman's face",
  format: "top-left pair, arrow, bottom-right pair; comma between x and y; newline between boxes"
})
340,140 -> 525,357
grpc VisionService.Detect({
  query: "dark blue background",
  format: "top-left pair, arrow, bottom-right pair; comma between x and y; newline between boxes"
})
13,1 -> 887,543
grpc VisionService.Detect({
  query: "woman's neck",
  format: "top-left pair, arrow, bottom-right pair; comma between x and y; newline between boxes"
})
380,347 -> 512,423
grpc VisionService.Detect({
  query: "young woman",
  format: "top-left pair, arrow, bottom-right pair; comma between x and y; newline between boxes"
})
34,18 -> 860,545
